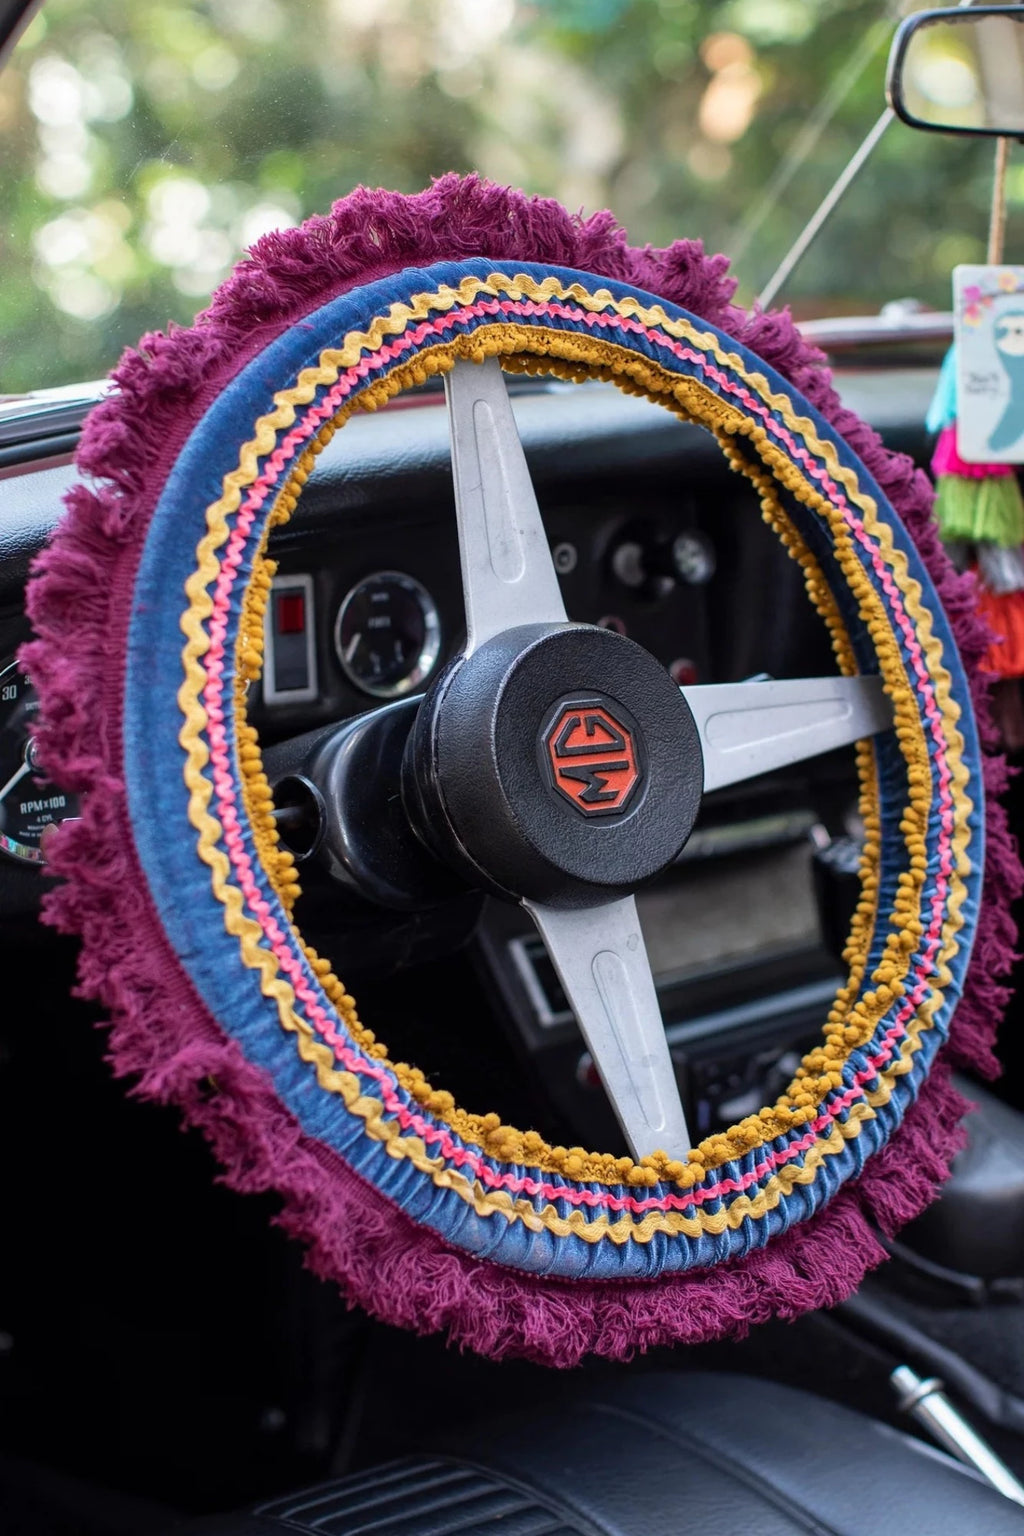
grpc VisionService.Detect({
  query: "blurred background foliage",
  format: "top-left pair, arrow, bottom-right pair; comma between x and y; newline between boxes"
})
0,0 -> 1017,392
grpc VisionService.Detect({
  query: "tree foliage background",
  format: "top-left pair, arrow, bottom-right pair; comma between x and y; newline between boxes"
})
0,0 -> 1015,392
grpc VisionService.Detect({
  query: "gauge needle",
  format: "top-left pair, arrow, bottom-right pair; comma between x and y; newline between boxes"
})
0,758 -> 30,804
344,632 -> 362,664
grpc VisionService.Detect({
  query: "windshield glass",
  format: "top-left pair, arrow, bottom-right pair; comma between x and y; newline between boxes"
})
0,0 -> 1006,393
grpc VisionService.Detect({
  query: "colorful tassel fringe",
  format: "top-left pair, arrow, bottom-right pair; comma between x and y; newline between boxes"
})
932,424 -> 1015,480
975,582 -> 1024,677
928,344 -> 1024,678
933,470 -> 1024,547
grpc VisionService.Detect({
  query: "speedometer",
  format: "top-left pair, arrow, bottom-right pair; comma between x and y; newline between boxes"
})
0,656 -> 79,865
334,571 -> 442,698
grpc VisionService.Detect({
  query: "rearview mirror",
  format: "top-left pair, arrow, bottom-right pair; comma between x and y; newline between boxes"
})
888,5 -> 1024,138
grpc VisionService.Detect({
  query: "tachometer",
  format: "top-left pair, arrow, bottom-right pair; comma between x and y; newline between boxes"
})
334,571 -> 441,698
0,656 -> 79,865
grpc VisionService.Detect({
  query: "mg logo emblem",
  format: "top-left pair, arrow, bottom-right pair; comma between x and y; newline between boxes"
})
543,698 -> 642,817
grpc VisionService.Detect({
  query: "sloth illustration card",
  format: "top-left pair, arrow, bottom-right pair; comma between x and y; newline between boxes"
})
954,265 -> 1024,463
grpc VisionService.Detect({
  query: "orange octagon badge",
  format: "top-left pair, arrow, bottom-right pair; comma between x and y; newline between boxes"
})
544,701 -> 641,817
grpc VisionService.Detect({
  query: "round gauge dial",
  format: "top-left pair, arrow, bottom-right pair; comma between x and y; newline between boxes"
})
334,571 -> 442,699
0,656 -> 79,865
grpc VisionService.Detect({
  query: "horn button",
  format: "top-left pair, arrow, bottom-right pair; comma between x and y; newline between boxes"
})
403,623 -> 704,909
543,696 -> 643,817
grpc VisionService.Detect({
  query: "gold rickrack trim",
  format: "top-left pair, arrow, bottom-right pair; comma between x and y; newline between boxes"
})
174,274 -> 972,1239
239,356 -> 891,1176
251,357 -> 894,1176
248,332 -> 959,1168
191,308 -> 970,1198
234,546 -> 303,909
713,440 -> 881,1042
703,382 -> 969,1099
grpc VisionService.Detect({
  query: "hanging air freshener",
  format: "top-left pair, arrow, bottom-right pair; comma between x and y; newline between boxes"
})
955,264 -> 1024,463
923,265 -> 1024,689
927,338 -> 1024,678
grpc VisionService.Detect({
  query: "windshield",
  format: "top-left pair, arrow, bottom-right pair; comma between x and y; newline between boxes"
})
0,0 -> 1007,394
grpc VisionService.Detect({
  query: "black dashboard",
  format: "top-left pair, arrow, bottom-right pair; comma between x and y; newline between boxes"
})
250,371 -> 936,728
0,365 -> 939,1147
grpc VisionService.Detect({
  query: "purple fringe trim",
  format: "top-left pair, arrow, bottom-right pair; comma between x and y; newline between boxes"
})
23,176 -> 1021,1365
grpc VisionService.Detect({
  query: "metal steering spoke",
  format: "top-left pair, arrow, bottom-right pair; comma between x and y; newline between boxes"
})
683,674 -> 892,794
445,357 -> 567,656
525,896 -> 691,1163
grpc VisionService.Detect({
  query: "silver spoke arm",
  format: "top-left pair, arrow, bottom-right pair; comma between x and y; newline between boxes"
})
445,357 -> 567,656
525,896 -> 690,1162
683,674 -> 892,794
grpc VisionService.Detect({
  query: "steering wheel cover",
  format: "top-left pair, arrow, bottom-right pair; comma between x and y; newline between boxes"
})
24,182 -> 1017,1358
121,256 -> 981,1274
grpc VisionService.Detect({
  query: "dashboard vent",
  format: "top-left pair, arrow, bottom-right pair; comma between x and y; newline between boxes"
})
254,1457 -> 580,1536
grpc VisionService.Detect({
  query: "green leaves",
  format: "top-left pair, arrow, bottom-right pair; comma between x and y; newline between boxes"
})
0,0 -> 1004,393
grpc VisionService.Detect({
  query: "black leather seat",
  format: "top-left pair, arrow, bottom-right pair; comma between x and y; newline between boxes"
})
186,1372 -> 1024,1535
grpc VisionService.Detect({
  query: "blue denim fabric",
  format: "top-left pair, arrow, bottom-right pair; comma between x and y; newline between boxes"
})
122,259 -> 984,1281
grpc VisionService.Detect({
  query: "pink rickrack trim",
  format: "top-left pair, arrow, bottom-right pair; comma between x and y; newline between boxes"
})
197,292 -> 957,1223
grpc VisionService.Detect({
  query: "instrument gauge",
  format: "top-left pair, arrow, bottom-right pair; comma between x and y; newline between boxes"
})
334,571 -> 442,699
0,655 -> 79,865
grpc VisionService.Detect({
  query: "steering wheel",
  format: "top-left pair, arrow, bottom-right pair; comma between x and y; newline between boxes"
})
267,347 -> 894,1167
25,179 -> 1010,1364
